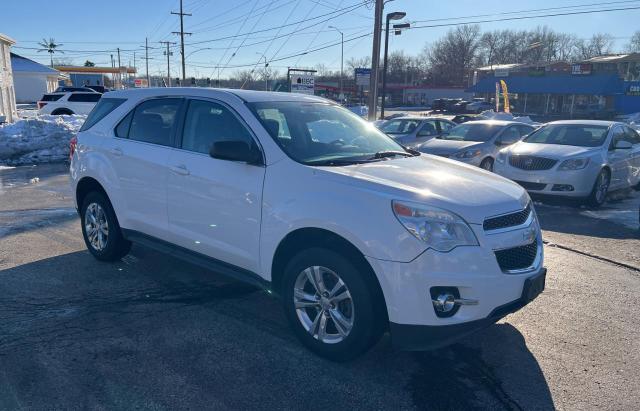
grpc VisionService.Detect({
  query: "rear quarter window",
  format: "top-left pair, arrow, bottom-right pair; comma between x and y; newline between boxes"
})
79,98 -> 127,132
40,94 -> 64,102
68,93 -> 102,103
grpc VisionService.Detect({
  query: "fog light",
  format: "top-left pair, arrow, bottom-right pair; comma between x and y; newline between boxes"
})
430,287 -> 479,318
552,184 -> 574,192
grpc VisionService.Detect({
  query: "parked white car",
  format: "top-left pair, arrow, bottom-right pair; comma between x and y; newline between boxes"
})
70,88 -> 545,360
417,120 -> 536,171
494,120 -> 640,206
38,91 -> 102,115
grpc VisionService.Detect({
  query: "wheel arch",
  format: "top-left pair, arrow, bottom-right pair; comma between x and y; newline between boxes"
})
51,108 -> 74,115
271,227 -> 389,324
76,176 -> 109,211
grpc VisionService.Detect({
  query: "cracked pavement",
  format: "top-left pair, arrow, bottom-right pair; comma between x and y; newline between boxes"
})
0,163 -> 638,410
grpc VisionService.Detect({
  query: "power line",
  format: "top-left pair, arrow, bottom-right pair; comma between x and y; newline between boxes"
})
409,5 -> 640,30
186,1 -> 368,46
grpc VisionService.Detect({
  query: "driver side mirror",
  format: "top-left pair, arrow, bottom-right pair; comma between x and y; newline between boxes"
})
210,141 -> 263,165
615,140 -> 633,150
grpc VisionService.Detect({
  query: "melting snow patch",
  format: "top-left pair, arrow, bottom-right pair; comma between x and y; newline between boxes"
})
580,191 -> 640,230
0,114 -> 86,166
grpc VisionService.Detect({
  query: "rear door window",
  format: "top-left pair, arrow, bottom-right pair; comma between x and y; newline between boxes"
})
68,93 -> 102,103
128,98 -> 182,146
40,94 -> 64,102
80,98 -> 127,131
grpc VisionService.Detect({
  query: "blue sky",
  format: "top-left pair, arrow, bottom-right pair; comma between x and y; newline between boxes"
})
4,0 -> 640,79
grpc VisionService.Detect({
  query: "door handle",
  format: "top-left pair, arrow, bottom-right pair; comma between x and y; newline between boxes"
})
170,164 -> 190,176
110,148 -> 123,156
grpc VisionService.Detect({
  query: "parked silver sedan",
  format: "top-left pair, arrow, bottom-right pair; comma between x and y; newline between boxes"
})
416,120 -> 536,171
377,116 -> 457,148
494,120 -> 640,207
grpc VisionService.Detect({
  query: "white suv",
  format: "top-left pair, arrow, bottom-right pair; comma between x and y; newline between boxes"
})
38,91 -> 101,115
70,88 -> 546,360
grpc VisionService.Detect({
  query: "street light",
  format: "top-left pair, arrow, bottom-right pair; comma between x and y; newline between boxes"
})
186,47 -> 212,59
255,52 -> 270,91
380,11 -> 407,120
328,25 -> 344,103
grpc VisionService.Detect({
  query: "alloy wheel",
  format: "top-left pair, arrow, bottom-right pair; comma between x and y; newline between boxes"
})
293,266 -> 354,344
84,203 -> 109,251
595,172 -> 609,205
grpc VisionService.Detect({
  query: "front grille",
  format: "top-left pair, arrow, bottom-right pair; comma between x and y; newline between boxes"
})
509,155 -> 557,171
495,241 -> 538,272
515,180 -> 547,191
483,204 -> 531,231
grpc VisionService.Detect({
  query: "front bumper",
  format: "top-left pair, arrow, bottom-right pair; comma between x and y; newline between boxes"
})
389,268 -> 546,350
494,161 -> 598,197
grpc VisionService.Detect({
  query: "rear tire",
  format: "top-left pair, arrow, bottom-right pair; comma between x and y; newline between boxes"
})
282,248 -> 383,361
586,169 -> 610,208
80,191 -> 131,261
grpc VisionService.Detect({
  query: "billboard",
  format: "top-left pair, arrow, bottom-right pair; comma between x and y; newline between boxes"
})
290,74 -> 314,94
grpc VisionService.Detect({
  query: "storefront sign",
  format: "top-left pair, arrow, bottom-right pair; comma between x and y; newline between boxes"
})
290,74 -> 315,94
494,68 -> 509,77
571,64 -> 592,75
134,79 -> 148,88
627,84 -> 640,96
355,68 -> 371,86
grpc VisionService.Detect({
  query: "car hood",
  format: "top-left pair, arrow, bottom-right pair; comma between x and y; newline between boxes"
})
417,139 -> 484,156
318,155 -> 528,224
509,142 -> 600,159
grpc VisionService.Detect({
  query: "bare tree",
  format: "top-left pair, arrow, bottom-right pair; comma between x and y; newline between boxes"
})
427,25 -> 481,86
575,33 -> 614,60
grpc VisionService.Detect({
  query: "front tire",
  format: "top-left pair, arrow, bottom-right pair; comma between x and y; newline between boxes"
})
282,248 -> 383,361
80,191 -> 131,261
480,157 -> 494,172
586,169 -> 610,207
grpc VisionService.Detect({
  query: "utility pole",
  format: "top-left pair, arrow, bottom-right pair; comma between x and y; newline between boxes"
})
142,37 -> 152,87
160,41 -> 176,87
172,0 -> 192,82
368,0 -> 384,121
110,54 -> 115,88
117,48 -> 122,89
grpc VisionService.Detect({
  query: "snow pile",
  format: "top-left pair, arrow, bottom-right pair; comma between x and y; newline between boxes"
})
478,110 -> 538,125
0,115 -> 86,165
580,190 -> 639,230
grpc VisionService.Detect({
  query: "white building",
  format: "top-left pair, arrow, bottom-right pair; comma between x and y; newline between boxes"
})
0,33 -> 17,123
11,53 -> 66,103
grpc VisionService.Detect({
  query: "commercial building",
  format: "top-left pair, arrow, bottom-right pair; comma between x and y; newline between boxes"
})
11,53 -> 68,103
0,33 -> 17,123
468,55 -> 640,117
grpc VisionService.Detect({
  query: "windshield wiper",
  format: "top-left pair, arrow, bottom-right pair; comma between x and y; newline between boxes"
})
371,150 -> 416,159
306,158 -> 376,166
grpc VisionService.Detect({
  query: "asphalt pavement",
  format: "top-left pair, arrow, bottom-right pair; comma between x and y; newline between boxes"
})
0,163 -> 638,410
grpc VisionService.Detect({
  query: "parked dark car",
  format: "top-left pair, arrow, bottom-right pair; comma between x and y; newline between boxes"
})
451,100 -> 471,113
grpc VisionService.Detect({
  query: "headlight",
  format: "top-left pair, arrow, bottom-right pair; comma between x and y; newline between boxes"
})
454,149 -> 482,159
496,149 -> 508,164
392,201 -> 478,252
558,157 -> 589,170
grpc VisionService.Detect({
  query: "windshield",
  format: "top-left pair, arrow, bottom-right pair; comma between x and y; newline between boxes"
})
441,123 -> 501,142
379,119 -> 422,135
249,102 -> 409,165
524,124 -> 609,147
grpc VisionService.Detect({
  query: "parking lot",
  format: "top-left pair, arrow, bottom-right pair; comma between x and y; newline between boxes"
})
0,163 -> 638,410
